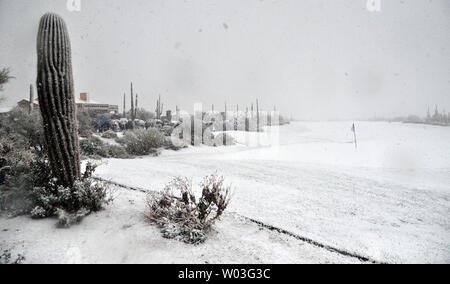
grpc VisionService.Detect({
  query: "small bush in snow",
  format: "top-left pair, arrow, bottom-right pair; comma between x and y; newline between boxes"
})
0,249 -> 25,264
106,144 -> 130,159
30,163 -> 113,227
145,174 -> 232,244
101,130 -> 117,139
119,129 -> 164,156
80,135 -> 108,158
80,135 -> 129,159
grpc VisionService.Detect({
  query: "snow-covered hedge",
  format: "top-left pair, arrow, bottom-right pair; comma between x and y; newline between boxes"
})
145,174 -> 232,244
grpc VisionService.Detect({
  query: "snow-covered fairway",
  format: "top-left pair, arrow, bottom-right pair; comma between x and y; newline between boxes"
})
1,121 -> 448,263
91,121 -> 450,264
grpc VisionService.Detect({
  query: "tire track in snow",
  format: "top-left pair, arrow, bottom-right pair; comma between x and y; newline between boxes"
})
94,176 -> 386,264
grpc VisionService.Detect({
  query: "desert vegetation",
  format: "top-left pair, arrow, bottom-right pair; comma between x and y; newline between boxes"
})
117,129 -> 165,156
145,174 -> 232,244
0,13 -> 111,227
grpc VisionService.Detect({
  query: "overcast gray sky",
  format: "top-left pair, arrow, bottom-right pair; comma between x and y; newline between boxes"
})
0,0 -> 449,119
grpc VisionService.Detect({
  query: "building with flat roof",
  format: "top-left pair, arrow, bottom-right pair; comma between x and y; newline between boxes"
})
76,92 -> 119,114
17,93 -> 119,115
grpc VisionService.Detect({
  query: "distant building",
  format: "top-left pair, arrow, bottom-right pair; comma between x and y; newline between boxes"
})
16,92 -> 119,115
76,93 -> 119,114
17,99 -> 38,113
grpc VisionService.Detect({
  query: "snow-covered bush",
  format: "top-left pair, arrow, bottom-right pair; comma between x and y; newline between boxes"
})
101,130 -> 117,139
106,144 -> 130,159
0,111 -> 46,215
77,110 -> 93,138
0,107 -> 44,149
161,125 -> 174,136
145,174 -> 232,244
0,249 -> 25,264
29,163 -> 113,227
80,135 -> 129,159
119,129 -> 164,156
0,129 -> 112,225
80,135 -> 108,158
0,146 -> 36,215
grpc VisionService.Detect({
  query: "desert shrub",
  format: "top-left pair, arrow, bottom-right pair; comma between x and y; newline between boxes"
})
77,110 -> 93,138
161,125 -> 174,136
0,112 -> 47,215
0,106 -> 112,226
146,174 -> 232,244
79,135 -> 129,159
30,163 -> 113,227
106,144 -> 131,159
101,130 -> 117,139
119,129 -> 164,156
0,249 -> 25,264
0,144 -> 112,226
80,135 -> 108,158
0,139 -> 37,214
0,107 -> 44,149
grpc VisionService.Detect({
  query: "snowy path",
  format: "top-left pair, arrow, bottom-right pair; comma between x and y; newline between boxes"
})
91,122 -> 450,263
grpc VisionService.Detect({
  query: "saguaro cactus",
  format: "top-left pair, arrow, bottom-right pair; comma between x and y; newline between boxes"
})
223,102 -> 227,145
36,13 -> 81,187
29,84 -> 34,114
256,99 -> 260,132
135,93 -> 138,117
156,95 -> 162,119
123,93 -> 126,118
130,82 -> 135,128
235,104 -> 239,131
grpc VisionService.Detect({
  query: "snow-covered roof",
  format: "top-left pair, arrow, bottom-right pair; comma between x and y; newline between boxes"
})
75,98 -> 101,104
29,97 -> 102,105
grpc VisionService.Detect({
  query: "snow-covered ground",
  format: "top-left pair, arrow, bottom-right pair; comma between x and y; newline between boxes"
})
92,121 -> 450,263
0,186 -> 360,264
1,121 -> 449,263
